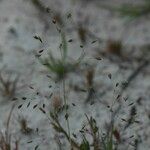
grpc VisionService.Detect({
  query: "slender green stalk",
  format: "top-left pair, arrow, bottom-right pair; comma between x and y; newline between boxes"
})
59,32 -> 71,147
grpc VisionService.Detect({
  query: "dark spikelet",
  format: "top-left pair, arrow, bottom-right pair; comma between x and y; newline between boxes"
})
45,7 -> 50,13
29,86 -> 34,89
27,141 -> 33,143
33,35 -> 42,43
68,39 -> 73,42
18,104 -> 23,109
130,106 -> 136,116
49,93 -> 53,98
38,49 -> 44,53
22,97 -> 27,100
116,94 -> 121,100
129,135 -> 134,139
43,103 -> 45,108
35,54 -> 41,58
108,73 -> 112,79
65,113 -> 69,120
34,145 -> 39,150
27,102 -> 30,108
94,56 -> 102,60
36,128 -> 39,133
33,104 -> 38,109
72,133 -> 77,138
107,105 -> 110,108
115,83 -> 119,87
49,85 -> 52,88
128,102 -> 134,106
91,40 -> 97,44
39,107 -> 46,114
121,118 -> 127,122
72,103 -> 76,106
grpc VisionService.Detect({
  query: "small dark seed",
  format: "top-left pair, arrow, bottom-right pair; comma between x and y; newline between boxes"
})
68,39 -> 73,42
27,102 -> 30,108
33,104 -> 38,109
18,104 -> 23,109
128,102 -> 134,106
39,107 -> 46,114
27,141 -> 33,143
43,104 -> 45,108
72,103 -> 76,106
108,73 -> 112,79
38,49 -> 44,53
116,83 -> 119,87
22,97 -> 27,100
91,40 -> 97,44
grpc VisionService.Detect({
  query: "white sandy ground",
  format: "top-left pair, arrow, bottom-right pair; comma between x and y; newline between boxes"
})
0,0 -> 150,149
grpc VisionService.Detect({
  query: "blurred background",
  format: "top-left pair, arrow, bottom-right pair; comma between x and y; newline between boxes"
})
0,0 -> 150,149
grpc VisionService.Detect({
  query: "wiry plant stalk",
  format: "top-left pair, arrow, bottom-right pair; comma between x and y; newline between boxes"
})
50,112 -> 80,149
59,32 -> 72,148
0,104 -> 16,150
85,114 -> 101,150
